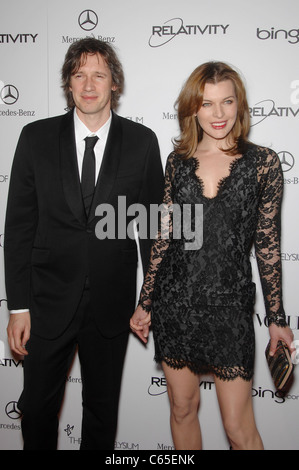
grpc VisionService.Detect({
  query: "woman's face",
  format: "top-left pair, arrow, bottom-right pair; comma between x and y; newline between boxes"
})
196,79 -> 238,146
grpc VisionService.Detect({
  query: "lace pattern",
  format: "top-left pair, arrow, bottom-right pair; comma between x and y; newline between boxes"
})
138,145 -> 287,380
137,152 -> 176,312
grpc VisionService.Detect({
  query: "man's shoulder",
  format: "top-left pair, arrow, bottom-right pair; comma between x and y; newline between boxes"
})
24,111 -> 71,133
115,113 -> 155,138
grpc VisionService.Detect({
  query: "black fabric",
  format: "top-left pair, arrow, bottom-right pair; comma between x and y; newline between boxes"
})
138,145 -> 287,381
4,109 -> 165,450
81,136 -> 98,216
4,111 -> 164,339
18,288 -> 129,450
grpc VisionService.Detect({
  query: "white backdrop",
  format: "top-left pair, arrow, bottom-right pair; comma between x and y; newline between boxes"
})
0,0 -> 298,451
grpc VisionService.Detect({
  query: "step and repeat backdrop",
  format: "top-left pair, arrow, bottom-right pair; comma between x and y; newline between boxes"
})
0,0 -> 298,450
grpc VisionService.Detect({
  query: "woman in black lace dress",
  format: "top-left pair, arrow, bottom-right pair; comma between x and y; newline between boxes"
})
130,62 -> 293,450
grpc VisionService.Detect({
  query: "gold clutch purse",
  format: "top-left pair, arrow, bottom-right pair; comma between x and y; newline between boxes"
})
265,340 -> 294,391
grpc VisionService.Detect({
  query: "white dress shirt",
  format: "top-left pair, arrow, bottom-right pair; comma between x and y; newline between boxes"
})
10,109 -> 112,314
74,108 -> 111,183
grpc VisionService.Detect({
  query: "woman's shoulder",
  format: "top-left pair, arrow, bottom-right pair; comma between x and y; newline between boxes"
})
166,150 -> 192,167
246,143 -> 281,168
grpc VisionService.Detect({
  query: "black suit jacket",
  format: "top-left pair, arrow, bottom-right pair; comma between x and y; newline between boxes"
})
4,110 -> 164,339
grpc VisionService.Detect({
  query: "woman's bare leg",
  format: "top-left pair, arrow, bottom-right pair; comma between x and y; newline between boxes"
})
162,362 -> 202,450
214,376 -> 263,450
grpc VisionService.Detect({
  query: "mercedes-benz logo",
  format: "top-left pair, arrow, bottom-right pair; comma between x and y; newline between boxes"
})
278,151 -> 295,172
0,85 -> 19,105
5,401 -> 22,420
78,10 -> 98,31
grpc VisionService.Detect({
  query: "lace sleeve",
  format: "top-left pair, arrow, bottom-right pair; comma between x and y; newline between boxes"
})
138,153 -> 177,312
254,148 -> 287,327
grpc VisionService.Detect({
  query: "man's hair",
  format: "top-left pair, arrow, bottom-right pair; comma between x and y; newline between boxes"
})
61,37 -> 124,110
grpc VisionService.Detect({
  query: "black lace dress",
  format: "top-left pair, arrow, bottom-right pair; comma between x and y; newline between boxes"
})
138,144 -> 287,381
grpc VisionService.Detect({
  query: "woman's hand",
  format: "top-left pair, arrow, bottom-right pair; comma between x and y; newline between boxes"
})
268,323 -> 294,356
130,305 -> 151,344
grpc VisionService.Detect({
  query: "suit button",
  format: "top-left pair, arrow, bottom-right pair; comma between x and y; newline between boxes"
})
86,228 -> 92,234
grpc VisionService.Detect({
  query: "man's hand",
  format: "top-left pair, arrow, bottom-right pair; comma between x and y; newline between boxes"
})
7,311 -> 31,356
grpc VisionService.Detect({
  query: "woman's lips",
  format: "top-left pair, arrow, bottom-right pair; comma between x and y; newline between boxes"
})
211,121 -> 227,129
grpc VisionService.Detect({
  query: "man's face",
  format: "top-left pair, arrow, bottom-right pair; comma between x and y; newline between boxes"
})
69,52 -> 117,123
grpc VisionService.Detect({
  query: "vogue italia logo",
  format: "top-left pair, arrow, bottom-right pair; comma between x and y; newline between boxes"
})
148,18 -> 229,47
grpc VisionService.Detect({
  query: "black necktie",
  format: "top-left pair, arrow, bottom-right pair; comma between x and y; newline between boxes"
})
81,135 -> 99,216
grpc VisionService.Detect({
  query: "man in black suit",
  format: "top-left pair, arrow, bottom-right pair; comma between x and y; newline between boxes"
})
4,38 -> 164,450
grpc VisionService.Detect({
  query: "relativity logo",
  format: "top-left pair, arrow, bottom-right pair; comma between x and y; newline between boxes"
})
249,99 -> 299,126
149,17 -> 229,47
148,376 -> 168,396
0,34 -> 38,44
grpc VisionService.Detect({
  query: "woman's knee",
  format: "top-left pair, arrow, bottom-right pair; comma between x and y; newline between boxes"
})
222,415 -> 243,443
162,363 -> 201,424
168,387 -> 200,424
222,414 -> 260,449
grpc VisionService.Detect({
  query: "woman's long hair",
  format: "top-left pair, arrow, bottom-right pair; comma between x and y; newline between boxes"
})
173,62 -> 251,158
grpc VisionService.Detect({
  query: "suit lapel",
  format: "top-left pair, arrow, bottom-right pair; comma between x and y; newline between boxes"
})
60,110 -> 86,225
88,112 -> 122,223
59,110 -> 122,225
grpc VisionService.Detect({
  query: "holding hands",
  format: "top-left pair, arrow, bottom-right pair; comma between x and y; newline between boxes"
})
130,305 -> 151,344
